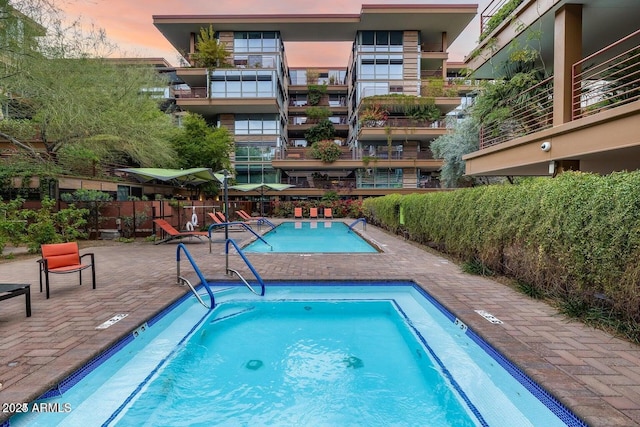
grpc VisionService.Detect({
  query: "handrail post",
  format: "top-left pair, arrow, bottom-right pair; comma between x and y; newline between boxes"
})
176,243 -> 215,309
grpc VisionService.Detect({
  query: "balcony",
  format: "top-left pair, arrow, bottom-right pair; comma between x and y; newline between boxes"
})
479,76 -> 554,149
572,29 -> 640,120
358,117 -> 448,142
478,29 -> 640,150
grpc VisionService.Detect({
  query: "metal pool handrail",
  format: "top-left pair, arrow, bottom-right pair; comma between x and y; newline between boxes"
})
176,243 -> 215,309
348,218 -> 367,232
208,222 -> 272,252
257,217 -> 276,230
225,238 -> 266,297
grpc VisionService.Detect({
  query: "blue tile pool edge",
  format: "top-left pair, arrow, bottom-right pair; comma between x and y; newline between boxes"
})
5,280 -> 587,427
408,283 -> 588,427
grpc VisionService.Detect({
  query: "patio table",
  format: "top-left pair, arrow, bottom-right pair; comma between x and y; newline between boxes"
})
0,284 -> 31,317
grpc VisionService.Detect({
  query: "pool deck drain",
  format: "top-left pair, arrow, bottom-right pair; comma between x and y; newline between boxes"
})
0,219 -> 639,426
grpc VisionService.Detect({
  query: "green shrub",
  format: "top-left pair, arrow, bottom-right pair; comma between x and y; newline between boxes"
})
363,171 -> 640,337
310,140 -> 341,163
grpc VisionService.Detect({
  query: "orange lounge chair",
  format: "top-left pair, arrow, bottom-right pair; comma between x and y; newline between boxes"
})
207,213 -> 246,231
153,218 -> 208,244
237,210 -> 263,221
39,242 -> 95,299
309,207 -> 318,219
294,207 -> 303,218
323,208 -> 333,219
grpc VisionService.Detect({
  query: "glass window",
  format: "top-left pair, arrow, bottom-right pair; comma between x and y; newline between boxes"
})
375,31 -> 389,45
234,32 -> 248,52
361,31 -> 374,45
390,31 -> 403,45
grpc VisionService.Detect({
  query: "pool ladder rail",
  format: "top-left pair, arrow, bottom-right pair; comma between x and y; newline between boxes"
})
175,241 -> 265,310
208,221 -> 274,252
225,238 -> 266,297
348,218 -> 367,232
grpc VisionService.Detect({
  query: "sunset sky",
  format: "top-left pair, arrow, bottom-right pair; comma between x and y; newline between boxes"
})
57,0 -> 491,67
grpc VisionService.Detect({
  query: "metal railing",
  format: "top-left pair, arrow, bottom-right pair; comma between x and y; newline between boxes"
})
479,76 -> 553,149
208,222 -> 272,252
572,29 -> 640,120
348,218 -> 367,231
225,238 -> 266,297
480,0 -> 523,38
176,243 -> 215,309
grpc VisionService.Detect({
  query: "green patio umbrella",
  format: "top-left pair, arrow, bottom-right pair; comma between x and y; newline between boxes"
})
117,168 -> 224,186
229,183 -> 294,216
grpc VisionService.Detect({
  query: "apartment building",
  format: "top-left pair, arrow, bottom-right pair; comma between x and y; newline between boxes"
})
463,0 -> 640,177
153,4 -> 477,203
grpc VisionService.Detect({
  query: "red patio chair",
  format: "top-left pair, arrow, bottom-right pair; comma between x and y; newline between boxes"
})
39,242 -> 95,299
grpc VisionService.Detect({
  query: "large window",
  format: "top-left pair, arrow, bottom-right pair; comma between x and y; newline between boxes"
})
234,164 -> 279,184
210,70 -> 275,98
234,32 -> 279,53
357,168 -> 403,188
359,55 -> 403,80
359,31 -> 403,52
235,144 -> 276,162
235,114 -> 279,135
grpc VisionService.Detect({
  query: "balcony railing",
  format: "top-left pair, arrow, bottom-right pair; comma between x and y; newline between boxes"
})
173,87 -> 207,99
274,146 -> 436,161
360,117 -> 443,129
479,76 -> 553,149
572,29 -> 640,120
480,0 -> 524,41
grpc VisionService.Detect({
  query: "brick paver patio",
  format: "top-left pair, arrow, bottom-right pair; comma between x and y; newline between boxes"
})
1,221 -> 639,425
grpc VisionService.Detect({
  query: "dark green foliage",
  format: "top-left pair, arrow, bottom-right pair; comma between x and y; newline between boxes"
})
310,140 -> 341,163
516,280 -> 544,299
304,119 -> 335,144
307,84 -> 327,106
171,113 -> 233,171
362,171 -> 640,338
461,258 -> 494,276
479,0 -> 525,42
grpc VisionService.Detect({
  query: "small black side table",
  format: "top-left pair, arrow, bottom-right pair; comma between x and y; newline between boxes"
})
0,284 -> 31,317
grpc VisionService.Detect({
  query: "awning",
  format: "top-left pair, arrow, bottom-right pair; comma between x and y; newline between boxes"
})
229,183 -> 294,192
117,168 -> 225,186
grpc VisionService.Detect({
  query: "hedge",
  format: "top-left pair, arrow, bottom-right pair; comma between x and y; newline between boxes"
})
362,171 -> 640,327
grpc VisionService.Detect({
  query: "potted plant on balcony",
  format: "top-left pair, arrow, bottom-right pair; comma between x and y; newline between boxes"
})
359,104 -> 388,127
310,139 -> 342,163
190,25 -> 231,69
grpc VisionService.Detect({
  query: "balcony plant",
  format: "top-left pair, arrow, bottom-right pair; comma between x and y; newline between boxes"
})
407,103 -> 441,124
307,84 -> 327,106
190,25 -> 231,69
359,104 -> 388,127
304,119 -> 335,144
310,139 -> 342,163
305,106 -> 331,123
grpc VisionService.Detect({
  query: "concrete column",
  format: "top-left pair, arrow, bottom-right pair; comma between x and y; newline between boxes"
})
553,4 -> 582,125
441,32 -> 448,79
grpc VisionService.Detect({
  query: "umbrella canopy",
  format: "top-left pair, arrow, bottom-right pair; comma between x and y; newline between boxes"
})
229,183 -> 294,192
229,183 -> 294,216
118,168 -> 224,186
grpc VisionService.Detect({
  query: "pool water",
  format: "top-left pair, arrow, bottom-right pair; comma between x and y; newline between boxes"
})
242,221 -> 378,253
11,282 -> 586,427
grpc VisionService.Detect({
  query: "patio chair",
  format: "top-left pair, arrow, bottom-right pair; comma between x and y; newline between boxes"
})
309,207 -> 318,219
38,242 -> 95,299
207,213 -> 246,231
294,207 -> 303,219
323,208 -> 333,219
153,219 -> 208,244
237,210 -> 263,222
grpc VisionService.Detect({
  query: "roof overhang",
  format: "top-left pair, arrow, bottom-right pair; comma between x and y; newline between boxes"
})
154,4 -> 477,54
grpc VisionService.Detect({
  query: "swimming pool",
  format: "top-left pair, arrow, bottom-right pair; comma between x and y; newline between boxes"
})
242,221 -> 378,253
11,282 -> 585,426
